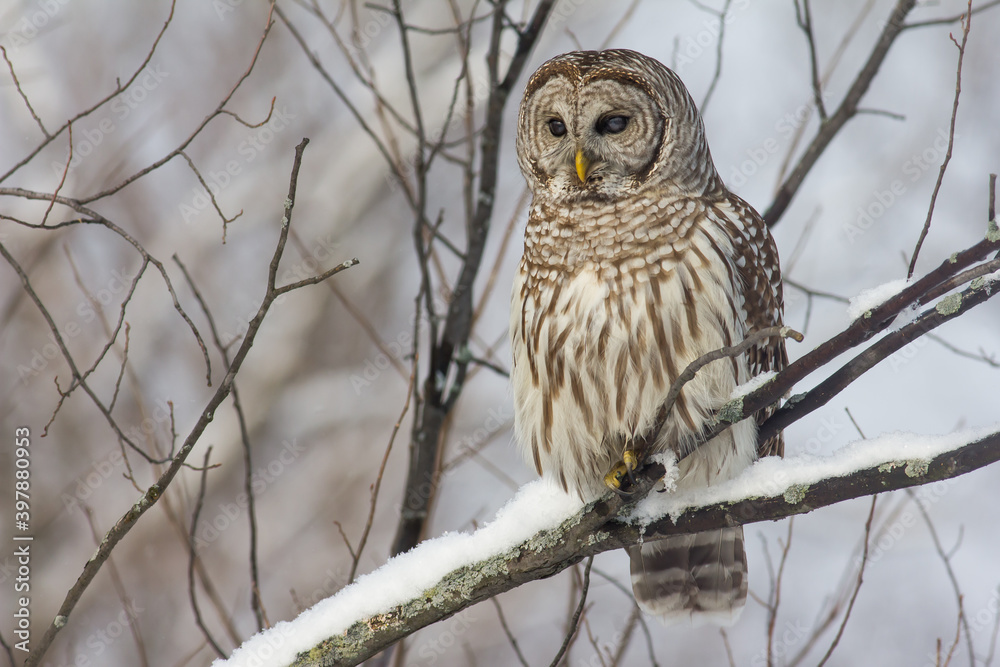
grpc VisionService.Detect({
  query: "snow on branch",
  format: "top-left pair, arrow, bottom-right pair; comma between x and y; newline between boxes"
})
217,426 -> 1000,667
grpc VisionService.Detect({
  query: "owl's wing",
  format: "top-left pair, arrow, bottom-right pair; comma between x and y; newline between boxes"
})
716,193 -> 788,458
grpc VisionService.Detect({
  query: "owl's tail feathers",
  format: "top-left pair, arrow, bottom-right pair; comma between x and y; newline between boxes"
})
629,527 -> 748,626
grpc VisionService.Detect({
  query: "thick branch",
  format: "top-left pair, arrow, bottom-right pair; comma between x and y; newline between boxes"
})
268,429 -> 1000,667
392,0 -> 556,556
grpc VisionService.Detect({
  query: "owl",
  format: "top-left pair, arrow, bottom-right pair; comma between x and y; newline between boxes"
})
510,49 -> 786,623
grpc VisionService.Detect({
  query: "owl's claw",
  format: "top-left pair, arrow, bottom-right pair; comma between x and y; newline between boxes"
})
603,450 -> 640,494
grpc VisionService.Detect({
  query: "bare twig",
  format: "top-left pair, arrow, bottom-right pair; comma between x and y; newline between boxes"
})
350,366 -> 416,584
794,0 -> 827,121
902,0 -> 1000,29
764,0 -> 918,226
491,598 -> 531,667
943,601 -> 965,667
21,139 -> 357,667
173,254 -> 265,631
815,495 -> 878,667
188,447 -> 227,657
81,505 -> 150,667
909,488 -> 975,666
766,518 -> 795,667
907,0 -> 971,278
609,607 -> 641,667
0,0 -> 178,184
78,2 -> 277,204
695,0 -> 733,112
548,556 -> 594,667
0,45 -> 49,136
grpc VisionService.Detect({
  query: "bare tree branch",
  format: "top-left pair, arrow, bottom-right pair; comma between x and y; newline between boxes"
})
908,0 -> 971,278
20,139 -> 358,667
765,0 -> 917,226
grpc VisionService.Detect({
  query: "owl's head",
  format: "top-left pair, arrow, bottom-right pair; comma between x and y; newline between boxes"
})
516,49 -> 719,202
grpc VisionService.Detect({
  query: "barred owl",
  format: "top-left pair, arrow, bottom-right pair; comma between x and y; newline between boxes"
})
510,49 -> 786,622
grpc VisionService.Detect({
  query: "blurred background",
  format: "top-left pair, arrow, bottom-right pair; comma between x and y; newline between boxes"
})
1,1 -> 998,665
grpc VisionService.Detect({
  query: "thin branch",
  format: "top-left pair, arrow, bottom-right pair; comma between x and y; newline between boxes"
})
0,45 -> 49,136
907,0 -> 971,278
22,138 -> 357,667
548,556 -> 593,667
81,505 -> 150,667
902,0 -> 1000,29
0,0 -> 178,184
764,0 -> 917,226
794,0 -> 827,121
188,447 -> 227,658
766,518 -> 794,667
943,601 -> 965,667
609,607 -> 641,667
491,598 -> 531,667
908,488 -> 975,667
350,366 -> 416,584
173,254 -> 265,631
599,0 -> 643,49
78,2 -> 276,204
815,495 -> 878,667
695,0 -> 732,112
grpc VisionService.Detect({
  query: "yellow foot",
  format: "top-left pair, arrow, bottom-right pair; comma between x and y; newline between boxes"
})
603,450 -> 640,492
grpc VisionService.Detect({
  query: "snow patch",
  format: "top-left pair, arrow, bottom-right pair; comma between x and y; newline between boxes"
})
730,371 -> 777,400
847,278 -> 909,320
215,479 -> 584,667
630,424 -> 997,526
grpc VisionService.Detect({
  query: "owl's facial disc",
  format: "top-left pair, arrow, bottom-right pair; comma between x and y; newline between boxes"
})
521,74 -> 663,200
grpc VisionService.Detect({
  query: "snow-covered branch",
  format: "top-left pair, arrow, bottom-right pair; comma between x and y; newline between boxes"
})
218,426 -> 1000,667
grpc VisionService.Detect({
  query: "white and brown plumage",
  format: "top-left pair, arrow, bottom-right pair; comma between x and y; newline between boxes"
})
510,49 -> 786,622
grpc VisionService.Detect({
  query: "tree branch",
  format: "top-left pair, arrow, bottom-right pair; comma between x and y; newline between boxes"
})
764,0 -> 917,226
22,139 -> 358,667
220,428 -> 1000,667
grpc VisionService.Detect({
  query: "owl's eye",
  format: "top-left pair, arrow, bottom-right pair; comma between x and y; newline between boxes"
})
547,118 -> 567,137
597,115 -> 629,135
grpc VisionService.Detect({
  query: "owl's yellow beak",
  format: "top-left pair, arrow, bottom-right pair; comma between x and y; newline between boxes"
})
575,149 -> 590,183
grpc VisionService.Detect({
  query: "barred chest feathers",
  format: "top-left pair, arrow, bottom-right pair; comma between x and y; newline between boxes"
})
509,195 -> 758,501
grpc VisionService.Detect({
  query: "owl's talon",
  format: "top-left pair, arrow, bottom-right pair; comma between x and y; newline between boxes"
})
623,450 -> 639,484
604,449 -> 641,494
603,462 -> 627,491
